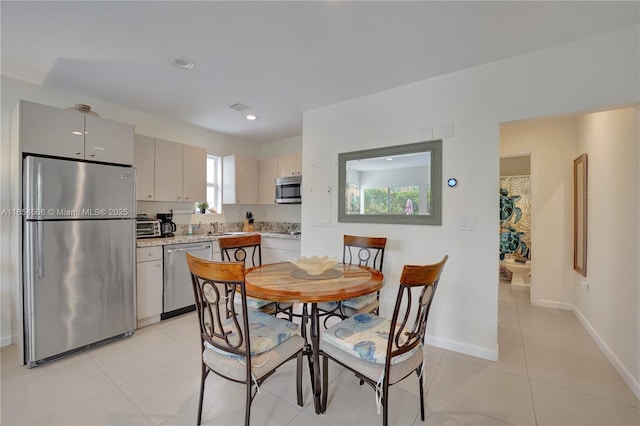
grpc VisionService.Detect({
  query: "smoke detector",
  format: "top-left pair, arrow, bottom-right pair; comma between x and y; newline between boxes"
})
169,55 -> 195,70
229,103 -> 250,112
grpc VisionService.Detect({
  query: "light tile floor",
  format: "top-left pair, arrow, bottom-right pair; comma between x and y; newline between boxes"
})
2,283 -> 638,425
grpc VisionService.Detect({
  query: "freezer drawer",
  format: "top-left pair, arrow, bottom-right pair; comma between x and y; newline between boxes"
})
23,219 -> 136,365
162,242 -> 213,319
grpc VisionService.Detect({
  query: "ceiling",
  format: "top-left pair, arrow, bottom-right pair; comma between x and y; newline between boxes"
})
2,1 -> 638,143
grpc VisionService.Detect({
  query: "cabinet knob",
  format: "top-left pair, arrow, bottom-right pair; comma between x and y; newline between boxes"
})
177,197 -> 181,200
75,151 -> 81,155
156,263 -> 162,267
148,195 -> 152,199
185,197 -> 189,200
90,152 -> 95,157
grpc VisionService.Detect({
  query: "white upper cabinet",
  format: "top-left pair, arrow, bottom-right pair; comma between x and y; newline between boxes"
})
84,114 -> 134,164
182,144 -> 207,203
19,100 -> 133,165
278,153 -> 302,177
134,134 -> 155,200
154,138 -> 183,202
223,155 -> 258,204
258,157 -> 278,205
136,135 -> 207,202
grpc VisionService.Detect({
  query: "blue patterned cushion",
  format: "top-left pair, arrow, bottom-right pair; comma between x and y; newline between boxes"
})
204,310 -> 299,356
245,296 -> 272,309
342,293 -> 377,310
321,313 -> 416,364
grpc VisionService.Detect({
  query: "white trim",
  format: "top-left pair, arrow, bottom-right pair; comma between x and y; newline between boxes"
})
534,298 -> 573,310
426,334 -> 499,361
1,335 -> 12,347
573,306 -> 640,401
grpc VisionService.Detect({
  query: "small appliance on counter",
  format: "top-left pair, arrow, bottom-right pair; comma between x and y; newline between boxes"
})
136,219 -> 161,238
157,213 -> 177,237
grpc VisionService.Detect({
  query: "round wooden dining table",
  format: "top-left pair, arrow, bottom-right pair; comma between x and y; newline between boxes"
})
244,262 -> 384,414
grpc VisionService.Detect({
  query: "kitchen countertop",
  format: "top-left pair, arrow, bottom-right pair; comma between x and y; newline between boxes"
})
136,232 -> 300,248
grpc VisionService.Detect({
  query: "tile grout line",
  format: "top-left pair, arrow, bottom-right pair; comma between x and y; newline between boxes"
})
516,295 -> 540,426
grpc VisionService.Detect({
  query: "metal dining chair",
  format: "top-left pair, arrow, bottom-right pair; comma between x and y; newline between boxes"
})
186,253 -> 305,426
318,235 -> 387,323
219,234 -> 293,319
320,255 -> 448,426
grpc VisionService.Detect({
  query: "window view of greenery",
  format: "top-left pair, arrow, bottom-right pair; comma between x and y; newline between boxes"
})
363,185 -> 421,215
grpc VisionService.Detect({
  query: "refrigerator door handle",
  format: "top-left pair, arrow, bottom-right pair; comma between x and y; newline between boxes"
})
36,222 -> 44,278
36,161 -> 44,212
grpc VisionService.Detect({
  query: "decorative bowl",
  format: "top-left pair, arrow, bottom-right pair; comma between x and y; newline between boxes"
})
291,255 -> 338,276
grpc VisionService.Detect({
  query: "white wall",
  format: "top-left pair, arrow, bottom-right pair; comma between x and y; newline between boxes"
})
500,116 -> 578,307
301,22 -> 639,381
0,76 -> 259,346
573,107 -> 640,393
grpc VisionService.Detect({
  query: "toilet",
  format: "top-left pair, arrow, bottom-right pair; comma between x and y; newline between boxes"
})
502,258 -> 531,286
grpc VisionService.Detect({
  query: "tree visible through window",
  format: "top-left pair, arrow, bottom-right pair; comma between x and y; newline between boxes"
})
206,155 -> 221,213
363,185 -> 420,215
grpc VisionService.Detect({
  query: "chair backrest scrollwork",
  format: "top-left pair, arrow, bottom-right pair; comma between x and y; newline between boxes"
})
386,255 -> 448,363
343,234 -> 387,272
186,253 -> 251,358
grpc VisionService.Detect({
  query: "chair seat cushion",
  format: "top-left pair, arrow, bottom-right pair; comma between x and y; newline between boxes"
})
205,334 -> 305,381
204,309 -> 299,356
321,313 -> 416,365
245,296 -> 273,309
342,293 -> 377,310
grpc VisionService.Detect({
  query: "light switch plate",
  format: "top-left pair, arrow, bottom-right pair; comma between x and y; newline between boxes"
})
459,215 -> 476,231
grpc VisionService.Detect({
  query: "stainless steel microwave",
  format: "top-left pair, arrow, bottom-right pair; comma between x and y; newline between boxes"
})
136,219 -> 161,238
275,176 -> 302,204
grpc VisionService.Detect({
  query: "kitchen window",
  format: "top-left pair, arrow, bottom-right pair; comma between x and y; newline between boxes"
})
207,155 -> 222,213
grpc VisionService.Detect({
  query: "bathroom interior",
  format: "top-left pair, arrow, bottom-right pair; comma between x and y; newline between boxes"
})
499,154 -> 532,286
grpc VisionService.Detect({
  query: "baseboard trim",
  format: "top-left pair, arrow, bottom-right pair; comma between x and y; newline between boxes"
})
1,335 -> 12,348
426,334 -> 498,361
573,306 -> 640,401
535,298 -> 573,310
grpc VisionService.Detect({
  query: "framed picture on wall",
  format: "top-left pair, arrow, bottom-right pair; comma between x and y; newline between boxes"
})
573,153 -> 588,276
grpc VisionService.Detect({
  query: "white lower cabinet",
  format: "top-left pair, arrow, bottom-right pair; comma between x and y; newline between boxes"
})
262,237 -> 301,264
136,246 -> 163,326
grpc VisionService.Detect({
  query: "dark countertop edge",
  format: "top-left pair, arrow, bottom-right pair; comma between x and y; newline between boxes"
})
136,232 -> 300,248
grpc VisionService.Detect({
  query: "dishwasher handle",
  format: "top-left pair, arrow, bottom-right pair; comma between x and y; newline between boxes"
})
165,244 -> 212,254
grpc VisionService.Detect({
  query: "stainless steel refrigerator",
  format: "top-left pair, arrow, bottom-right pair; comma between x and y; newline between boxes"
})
22,156 -> 137,367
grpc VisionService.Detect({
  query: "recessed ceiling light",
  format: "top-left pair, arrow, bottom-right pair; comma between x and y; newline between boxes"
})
246,114 -> 257,120
169,55 -> 195,70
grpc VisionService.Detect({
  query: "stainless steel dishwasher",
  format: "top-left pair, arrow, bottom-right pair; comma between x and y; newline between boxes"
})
162,242 -> 213,319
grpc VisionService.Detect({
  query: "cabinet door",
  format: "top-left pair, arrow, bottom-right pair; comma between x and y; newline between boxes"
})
85,115 -> 134,165
134,135 -> 155,200
262,237 -> 301,264
278,154 -> 296,177
182,144 -> 207,203
154,138 -> 183,201
258,157 -> 278,204
236,156 -> 258,204
223,155 -> 258,204
136,260 -> 163,320
294,153 -> 302,176
20,100 -> 85,159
